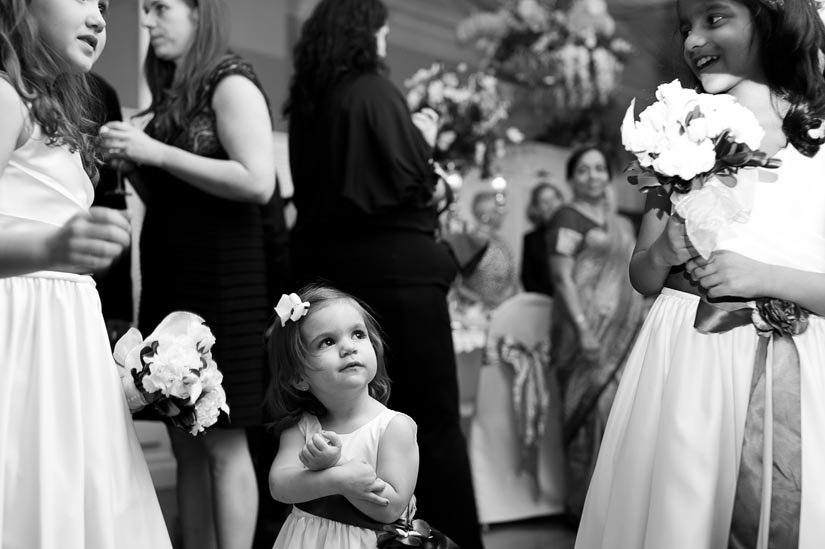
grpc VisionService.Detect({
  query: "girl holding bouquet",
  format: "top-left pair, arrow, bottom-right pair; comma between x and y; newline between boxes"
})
0,0 -> 170,547
267,285 -> 455,548
576,0 -> 825,547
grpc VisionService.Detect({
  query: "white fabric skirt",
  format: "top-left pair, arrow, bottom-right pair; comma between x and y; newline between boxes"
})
273,506 -> 377,549
576,288 -> 825,549
0,273 -> 171,548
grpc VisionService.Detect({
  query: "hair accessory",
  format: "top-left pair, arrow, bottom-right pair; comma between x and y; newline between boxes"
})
275,293 -> 311,327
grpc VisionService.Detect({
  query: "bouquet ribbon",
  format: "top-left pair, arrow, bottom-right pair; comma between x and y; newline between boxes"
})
694,300 -> 801,548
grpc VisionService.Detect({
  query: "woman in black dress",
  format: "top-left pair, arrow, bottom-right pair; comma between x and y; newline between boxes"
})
284,0 -> 483,546
99,0 -> 275,547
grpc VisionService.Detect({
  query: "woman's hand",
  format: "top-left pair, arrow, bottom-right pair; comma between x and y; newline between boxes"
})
99,122 -> 164,167
49,207 -> 130,273
335,459 -> 389,506
411,107 -> 439,148
651,214 -> 698,268
686,250 -> 770,299
299,431 -> 342,471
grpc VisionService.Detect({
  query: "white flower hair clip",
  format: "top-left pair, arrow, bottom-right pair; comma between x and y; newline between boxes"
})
275,293 -> 311,327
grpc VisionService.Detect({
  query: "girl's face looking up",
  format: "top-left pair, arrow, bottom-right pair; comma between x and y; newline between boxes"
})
31,0 -> 108,73
678,0 -> 765,97
297,300 -> 378,399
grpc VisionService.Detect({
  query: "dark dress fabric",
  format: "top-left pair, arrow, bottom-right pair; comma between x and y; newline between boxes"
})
88,73 -> 133,325
289,71 -> 483,549
520,226 -> 555,297
137,56 -> 269,427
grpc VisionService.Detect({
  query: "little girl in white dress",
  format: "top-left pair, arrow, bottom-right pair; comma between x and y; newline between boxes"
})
266,285 -> 424,548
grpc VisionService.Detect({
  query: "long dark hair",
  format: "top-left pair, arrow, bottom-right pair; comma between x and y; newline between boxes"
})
141,0 -> 231,138
0,0 -> 100,182
282,0 -> 388,120
264,284 -> 392,432
681,0 -> 825,156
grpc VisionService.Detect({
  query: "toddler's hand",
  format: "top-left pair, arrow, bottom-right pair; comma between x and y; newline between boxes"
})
336,459 -> 389,506
50,207 -> 130,273
299,431 -> 342,471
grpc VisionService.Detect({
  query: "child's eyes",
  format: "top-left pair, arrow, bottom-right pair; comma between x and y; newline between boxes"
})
98,1 -> 109,16
707,14 -> 725,26
353,330 -> 367,340
319,337 -> 335,348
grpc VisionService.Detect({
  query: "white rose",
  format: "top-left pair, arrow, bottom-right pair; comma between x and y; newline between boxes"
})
652,135 -> 716,180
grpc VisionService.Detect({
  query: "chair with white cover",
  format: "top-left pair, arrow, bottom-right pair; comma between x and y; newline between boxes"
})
468,292 -> 566,524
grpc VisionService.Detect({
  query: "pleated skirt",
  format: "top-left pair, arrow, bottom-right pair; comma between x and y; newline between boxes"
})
0,273 -> 171,548
576,289 -> 825,549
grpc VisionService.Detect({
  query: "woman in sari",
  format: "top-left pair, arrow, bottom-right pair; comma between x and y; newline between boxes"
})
547,145 -> 647,521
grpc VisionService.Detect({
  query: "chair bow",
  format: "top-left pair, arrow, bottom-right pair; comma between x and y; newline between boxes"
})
275,293 -> 310,326
494,336 -> 551,477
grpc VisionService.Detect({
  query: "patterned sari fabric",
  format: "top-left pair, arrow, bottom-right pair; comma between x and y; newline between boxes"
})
549,209 -> 647,518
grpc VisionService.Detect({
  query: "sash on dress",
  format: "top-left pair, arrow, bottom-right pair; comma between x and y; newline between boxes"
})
694,299 -> 802,548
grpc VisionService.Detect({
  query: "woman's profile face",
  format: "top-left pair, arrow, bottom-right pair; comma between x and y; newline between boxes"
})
570,149 -> 610,203
141,0 -> 198,65
375,24 -> 389,58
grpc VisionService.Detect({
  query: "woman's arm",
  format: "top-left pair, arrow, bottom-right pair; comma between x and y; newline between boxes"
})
629,189 -> 697,295
549,253 -> 600,362
103,75 -> 275,204
269,426 -> 390,506
346,414 -> 419,523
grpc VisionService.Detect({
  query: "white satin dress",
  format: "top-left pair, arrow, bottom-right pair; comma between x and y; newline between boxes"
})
0,123 -> 171,548
576,144 -> 825,549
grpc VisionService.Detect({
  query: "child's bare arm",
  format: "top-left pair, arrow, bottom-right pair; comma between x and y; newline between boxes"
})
269,426 -> 389,506
347,414 -> 419,523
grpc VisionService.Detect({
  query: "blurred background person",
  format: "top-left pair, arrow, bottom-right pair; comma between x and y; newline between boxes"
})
546,145 -> 647,522
98,0 -> 276,547
521,180 -> 565,297
283,0 -> 483,546
453,190 -> 519,312
88,72 -> 133,347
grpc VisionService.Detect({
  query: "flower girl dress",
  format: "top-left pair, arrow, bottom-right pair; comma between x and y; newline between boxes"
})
0,123 -> 171,547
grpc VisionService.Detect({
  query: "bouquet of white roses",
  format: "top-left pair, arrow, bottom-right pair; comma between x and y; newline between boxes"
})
621,79 -> 780,257
114,311 -> 229,436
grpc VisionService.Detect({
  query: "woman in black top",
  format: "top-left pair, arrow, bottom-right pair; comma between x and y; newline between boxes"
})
284,1 -> 483,546
99,0 -> 275,547
521,181 -> 565,296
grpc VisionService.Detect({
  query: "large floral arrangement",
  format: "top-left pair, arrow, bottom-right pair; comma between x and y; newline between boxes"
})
405,62 -> 523,178
114,311 -> 229,436
457,0 -> 632,114
621,80 -> 780,258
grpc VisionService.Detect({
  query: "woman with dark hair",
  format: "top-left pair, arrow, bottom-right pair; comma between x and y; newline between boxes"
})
546,145 -> 647,521
521,181 -> 565,296
98,0 -> 275,547
285,1 -> 483,547
576,0 -> 825,546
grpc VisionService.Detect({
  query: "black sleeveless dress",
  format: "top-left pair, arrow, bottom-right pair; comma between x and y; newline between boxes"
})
137,56 -> 269,427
